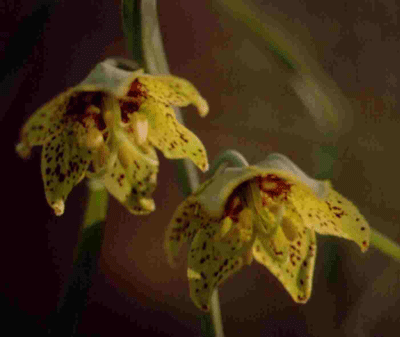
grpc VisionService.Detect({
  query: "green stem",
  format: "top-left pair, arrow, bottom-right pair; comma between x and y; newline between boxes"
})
139,1 -> 225,336
370,228 -> 400,262
121,0 -> 145,67
208,150 -> 249,177
83,179 -> 109,229
49,180 -> 108,336
200,150 -> 250,337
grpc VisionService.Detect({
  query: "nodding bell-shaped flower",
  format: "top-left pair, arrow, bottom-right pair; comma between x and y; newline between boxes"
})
16,58 -> 209,215
165,153 -> 370,311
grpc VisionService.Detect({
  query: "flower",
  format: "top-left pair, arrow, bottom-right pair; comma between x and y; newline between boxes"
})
16,58 -> 209,215
165,153 -> 370,311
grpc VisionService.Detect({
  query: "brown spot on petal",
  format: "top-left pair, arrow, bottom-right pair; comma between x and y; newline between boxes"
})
65,92 -> 106,131
257,174 -> 292,200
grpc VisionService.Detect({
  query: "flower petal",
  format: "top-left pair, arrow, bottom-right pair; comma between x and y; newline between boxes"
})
101,131 -> 158,215
213,209 -> 255,257
164,196 -> 204,267
196,165 -> 302,218
289,182 -> 370,252
78,59 -> 143,97
252,225 -> 317,303
188,228 -> 244,311
138,75 -> 209,116
256,153 -> 328,198
18,90 -> 72,155
138,99 -> 208,171
41,121 -> 91,215
101,154 -> 157,215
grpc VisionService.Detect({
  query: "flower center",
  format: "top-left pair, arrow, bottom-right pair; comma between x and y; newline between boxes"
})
65,92 -> 107,132
257,174 -> 292,203
119,79 -> 147,123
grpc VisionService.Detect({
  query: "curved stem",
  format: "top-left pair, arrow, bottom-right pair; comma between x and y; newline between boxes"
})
370,228 -> 400,262
140,1 -> 221,336
141,0 -> 200,194
208,150 -> 249,177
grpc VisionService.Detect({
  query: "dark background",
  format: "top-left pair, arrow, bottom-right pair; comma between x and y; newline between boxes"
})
1,0 -> 399,336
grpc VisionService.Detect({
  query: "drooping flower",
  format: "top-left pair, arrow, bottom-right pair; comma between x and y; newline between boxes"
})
165,153 -> 370,311
16,58 -> 209,215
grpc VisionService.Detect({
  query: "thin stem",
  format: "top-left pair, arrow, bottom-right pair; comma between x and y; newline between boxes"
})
83,179 -> 108,228
208,150 -> 249,176
121,0 -> 144,67
370,228 -> 400,262
49,179 -> 108,335
140,1 -> 222,336
141,0 -> 200,194
200,150 -> 250,337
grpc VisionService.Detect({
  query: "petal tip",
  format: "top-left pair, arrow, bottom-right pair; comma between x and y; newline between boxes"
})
15,142 -> 31,159
139,198 -> 156,212
201,161 -> 209,172
197,98 -> 209,117
52,199 -> 65,216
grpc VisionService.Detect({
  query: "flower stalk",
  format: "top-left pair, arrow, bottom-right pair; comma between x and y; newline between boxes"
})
137,1 -> 223,335
370,228 -> 400,262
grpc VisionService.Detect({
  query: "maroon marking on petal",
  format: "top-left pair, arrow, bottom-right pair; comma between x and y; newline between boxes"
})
257,174 -> 292,200
127,79 -> 147,98
223,184 -> 246,220
64,92 -> 107,131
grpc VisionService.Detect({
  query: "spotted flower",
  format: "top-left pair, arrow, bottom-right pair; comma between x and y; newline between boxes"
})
16,58 -> 209,215
165,153 -> 370,311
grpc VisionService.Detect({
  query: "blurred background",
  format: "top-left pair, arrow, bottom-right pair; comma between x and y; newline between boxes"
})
1,0 -> 399,336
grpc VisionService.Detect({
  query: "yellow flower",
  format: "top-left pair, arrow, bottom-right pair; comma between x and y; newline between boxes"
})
16,58 -> 209,215
165,154 -> 370,311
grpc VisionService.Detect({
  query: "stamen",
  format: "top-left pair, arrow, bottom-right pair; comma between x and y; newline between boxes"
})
117,141 -> 131,170
237,208 -> 253,242
262,181 -> 277,191
132,114 -> 148,145
86,105 -> 101,114
86,128 -> 104,149
281,217 -> 298,241
238,208 -> 252,231
214,217 -> 233,241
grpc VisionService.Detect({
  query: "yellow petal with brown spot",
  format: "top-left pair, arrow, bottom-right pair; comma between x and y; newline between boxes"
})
188,228 -> 244,311
139,98 -> 208,171
41,121 -> 91,215
19,90 -> 72,153
253,225 -> 317,303
165,197 -> 209,267
138,75 -> 209,116
289,182 -> 370,252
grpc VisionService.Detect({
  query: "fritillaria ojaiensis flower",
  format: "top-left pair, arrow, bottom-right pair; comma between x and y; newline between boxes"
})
165,154 -> 370,311
16,58 -> 209,215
